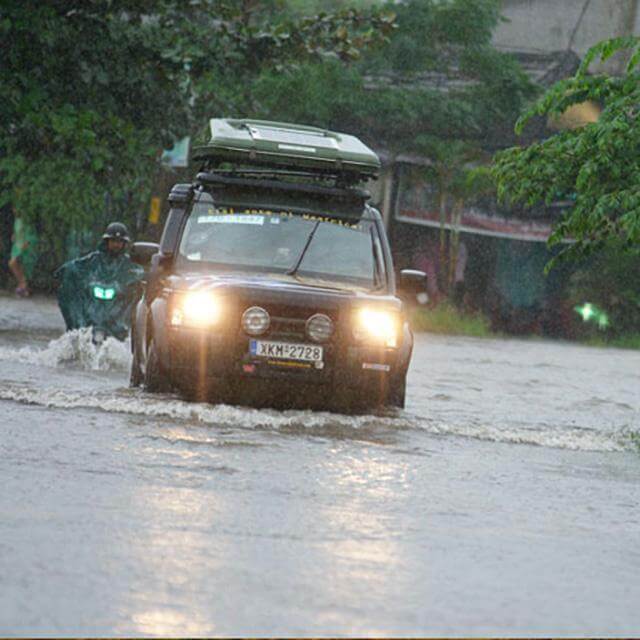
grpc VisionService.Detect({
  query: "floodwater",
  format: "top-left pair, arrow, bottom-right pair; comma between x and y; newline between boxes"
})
0,291 -> 639,637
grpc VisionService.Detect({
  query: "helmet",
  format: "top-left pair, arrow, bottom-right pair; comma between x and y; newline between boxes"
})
102,222 -> 130,243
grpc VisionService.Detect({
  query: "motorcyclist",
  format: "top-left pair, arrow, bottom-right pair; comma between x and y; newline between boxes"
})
56,222 -> 144,341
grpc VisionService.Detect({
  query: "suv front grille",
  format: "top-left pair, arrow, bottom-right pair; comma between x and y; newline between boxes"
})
238,302 -> 339,343
270,316 -> 307,341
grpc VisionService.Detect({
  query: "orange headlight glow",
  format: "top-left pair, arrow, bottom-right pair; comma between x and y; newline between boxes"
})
353,308 -> 399,348
171,291 -> 222,328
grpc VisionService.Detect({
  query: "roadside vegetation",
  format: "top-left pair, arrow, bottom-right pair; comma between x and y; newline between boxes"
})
0,0 -> 395,279
493,36 -> 640,264
629,431 -> 640,453
586,334 -> 640,350
410,303 -> 494,338
0,0 -> 532,289
492,36 -> 640,349
568,247 -> 640,344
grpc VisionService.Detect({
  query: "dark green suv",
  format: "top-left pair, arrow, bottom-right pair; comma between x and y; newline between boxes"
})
130,119 -> 425,411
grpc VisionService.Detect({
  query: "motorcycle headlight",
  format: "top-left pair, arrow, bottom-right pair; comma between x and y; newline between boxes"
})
171,291 -> 222,328
353,308 -> 400,348
92,285 -> 116,300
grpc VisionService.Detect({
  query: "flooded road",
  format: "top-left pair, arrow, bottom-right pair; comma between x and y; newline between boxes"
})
1,292 -> 639,636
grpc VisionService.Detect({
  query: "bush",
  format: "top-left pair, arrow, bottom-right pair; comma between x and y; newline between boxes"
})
410,302 -> 493,337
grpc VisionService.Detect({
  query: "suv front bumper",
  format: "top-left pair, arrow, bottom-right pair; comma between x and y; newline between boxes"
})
167,327 -> 403,407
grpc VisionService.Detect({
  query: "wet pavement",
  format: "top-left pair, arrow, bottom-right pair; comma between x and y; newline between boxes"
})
0,291 -> 639,636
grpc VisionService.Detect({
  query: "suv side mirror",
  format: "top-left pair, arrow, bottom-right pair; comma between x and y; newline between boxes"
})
399,269 -> 428,306
131,241 -> 160,266
399,269 -> 427,293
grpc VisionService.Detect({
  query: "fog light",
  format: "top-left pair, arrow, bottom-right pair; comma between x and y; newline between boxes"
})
242,306 -> 270,336
306,313 -> 333,342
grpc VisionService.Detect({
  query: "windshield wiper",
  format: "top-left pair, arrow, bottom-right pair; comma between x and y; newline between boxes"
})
286,221 -> 321,277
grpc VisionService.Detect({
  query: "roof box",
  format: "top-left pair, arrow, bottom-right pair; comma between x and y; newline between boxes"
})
192,119 -> 380,180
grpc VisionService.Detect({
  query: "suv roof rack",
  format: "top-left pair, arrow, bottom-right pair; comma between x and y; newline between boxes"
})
191,119 -> 380,182
194,171 -> 371,202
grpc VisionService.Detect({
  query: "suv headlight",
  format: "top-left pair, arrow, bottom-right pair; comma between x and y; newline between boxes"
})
171,291 -> 222,328
353,308 -> 400,348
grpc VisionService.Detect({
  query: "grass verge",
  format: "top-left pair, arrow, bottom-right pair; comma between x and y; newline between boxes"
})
584,333 -> 640,350
410,302 -> 494,337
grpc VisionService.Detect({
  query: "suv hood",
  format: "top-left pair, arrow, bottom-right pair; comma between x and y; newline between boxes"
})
167,272 -> 400,310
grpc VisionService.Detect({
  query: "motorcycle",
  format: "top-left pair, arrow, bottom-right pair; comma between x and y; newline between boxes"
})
55,243 -> 150,343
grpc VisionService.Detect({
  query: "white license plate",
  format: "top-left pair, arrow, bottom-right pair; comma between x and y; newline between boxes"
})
250,340 -> 323,362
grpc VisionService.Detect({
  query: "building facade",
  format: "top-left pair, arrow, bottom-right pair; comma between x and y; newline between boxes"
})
382,0 -> 640,334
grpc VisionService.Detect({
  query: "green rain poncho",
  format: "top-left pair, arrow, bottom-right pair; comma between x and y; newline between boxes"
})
56,240 -> 144,340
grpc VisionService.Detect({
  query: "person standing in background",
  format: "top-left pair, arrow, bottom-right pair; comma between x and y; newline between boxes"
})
8,209 -> 38,297
0,204 -> 14,287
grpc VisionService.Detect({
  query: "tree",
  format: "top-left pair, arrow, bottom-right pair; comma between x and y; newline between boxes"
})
1,1 -> 188,272
0,1 -> 395,283
253,0 -> 534,151
492,36 -> 640,263
404,138 -> 493,294
252,0 -> 533,296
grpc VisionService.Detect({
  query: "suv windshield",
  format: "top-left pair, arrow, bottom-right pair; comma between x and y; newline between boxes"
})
177,203 -> 384,289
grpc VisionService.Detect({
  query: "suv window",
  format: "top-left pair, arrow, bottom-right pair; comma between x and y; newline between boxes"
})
177,204 -> 384,290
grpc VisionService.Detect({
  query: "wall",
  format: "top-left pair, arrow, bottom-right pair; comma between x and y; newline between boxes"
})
494,0 -> 640,73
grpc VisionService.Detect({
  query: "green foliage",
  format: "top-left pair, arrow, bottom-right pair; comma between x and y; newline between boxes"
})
287,0 -> 382,14
161,1 -> 396,118
493,36 -> 640,262
1,1 -> 188,257
586,334 -> 640,350
0,0 -> 395,285
410,302 -> 493,337
253,0 -> 534,153
2,0 -> 533,297
364,0 -> 501,74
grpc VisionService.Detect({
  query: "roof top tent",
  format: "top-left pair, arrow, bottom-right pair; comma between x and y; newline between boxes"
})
191,119 -> 381,185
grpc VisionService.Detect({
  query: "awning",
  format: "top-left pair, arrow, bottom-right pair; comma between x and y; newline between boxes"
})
396,206 -> 556,243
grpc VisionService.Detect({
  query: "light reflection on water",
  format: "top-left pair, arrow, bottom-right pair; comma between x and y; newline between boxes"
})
312,450 -> 409,607
129,608 -> 215,637
120,486 -> 223,637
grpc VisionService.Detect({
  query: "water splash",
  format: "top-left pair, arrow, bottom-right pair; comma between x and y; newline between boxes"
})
413,418 -> 629,453
0,328 -> 131,371
0,380 -> 634,452
0,383 -> 414,441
